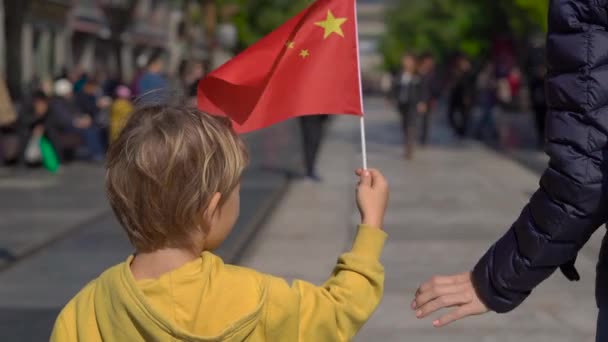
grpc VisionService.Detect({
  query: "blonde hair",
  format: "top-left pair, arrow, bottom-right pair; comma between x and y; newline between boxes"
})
106,105 -> 248,252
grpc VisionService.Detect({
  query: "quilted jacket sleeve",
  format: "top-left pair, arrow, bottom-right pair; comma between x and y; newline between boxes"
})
472,0 -> 608,313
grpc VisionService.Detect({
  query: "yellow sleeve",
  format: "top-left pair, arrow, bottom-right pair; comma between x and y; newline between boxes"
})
50,315 -> 73,342
265,225 -> 386,341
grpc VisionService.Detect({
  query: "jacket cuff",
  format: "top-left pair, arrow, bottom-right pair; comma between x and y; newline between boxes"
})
472,246 -> 520,314
351,225 -> 387,260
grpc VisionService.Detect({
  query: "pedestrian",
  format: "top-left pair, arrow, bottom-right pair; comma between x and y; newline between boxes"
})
474,61 -> 499,141
412,3 -> 608,341
75,79 -> 100,121
299,115 -> 327,181
417,53 -> 436,145
109,86 -> 134,143
529,64 -> 547,148
448,54 -> 474,138
136,54 -> 169,104
49,79 -> 104,162
392,53 -> 420,159
19,91 -> 49,166
51,104 -> 389,342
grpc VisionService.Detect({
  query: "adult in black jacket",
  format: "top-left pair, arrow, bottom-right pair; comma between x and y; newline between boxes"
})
413,1 -> 608,339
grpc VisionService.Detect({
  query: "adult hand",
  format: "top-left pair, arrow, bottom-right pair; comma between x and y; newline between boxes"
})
412,272 -> 489,327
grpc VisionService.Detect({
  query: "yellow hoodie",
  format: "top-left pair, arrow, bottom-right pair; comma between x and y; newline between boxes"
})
51,225 -> 386,341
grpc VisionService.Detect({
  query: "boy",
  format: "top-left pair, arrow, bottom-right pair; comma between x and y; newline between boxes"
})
51,104 -> 389,341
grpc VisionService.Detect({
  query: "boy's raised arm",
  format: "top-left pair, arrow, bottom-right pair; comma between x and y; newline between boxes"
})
264,169 -> 389,341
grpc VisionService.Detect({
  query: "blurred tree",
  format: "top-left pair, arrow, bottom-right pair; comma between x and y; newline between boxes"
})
380,0 -> 548,71
216,0 -> 311,50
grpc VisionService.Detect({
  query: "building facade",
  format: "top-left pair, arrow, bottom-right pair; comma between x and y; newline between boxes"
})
1,0 -> 211,100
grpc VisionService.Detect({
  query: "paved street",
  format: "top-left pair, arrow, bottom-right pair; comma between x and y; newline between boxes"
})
0,97 -> 602,341
242,97 -> 601,341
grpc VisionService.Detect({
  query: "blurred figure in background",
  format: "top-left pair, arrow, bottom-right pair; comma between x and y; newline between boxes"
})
19,91 -> 50,166
474,61 -> 499,141
75,79 -> 101,121
392,53 -> 420,160
137,54 -> 169,104
417,53 -> 436,146
109,86 -> 134,143
299,115 -> 327,181
529,64 -> 547,148
448,55 -> 474,139
49,79 -> 104,162
186,62 -> 206,106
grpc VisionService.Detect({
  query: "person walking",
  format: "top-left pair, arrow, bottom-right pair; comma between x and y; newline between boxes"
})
392,53 -> 420,159
412,2 -> 608,341
529,64 -> 548,148
417,54 -> 435,146
299,115 -> 327,181
448,55 -> 474,139
474,61 -> 499,141
137,54 -> 169,104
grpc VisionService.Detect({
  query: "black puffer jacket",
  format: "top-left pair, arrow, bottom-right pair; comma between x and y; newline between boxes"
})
472,0 -> 608,313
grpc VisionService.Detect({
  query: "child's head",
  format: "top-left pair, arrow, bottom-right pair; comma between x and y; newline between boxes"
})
106,104 -> 247,254
115,85 -> 132,99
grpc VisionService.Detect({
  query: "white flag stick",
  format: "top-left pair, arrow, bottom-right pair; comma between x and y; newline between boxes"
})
360,116 -> 368,170
354,0 -> 367,170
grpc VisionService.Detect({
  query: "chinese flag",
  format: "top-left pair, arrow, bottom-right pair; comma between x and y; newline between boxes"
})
198,0 -> 363,133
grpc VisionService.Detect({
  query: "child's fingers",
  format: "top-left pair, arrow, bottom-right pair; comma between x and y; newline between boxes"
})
366,169 -> 388,189
359,169 -> 372,187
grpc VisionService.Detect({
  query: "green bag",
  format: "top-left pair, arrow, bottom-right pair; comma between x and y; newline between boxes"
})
40,136 -> 60,173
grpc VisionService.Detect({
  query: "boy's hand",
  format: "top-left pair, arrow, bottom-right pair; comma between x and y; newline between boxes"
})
412,272 -> 489,327
356,168 -> 389,229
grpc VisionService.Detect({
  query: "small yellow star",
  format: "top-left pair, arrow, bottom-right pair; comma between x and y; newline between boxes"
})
286,41 -> 295,49
299,49 -> 310,58
315,10 -> 347,39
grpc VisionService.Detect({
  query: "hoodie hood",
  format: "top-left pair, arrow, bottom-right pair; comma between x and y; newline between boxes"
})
92,253 -> 266,342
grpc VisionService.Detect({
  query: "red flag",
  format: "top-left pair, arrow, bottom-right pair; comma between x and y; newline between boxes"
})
198,0 -> 363,133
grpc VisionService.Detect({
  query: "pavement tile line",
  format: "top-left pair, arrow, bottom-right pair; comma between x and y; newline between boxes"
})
0,210 -> 112,273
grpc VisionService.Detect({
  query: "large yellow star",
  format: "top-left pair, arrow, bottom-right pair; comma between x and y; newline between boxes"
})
315,10 -> 347,39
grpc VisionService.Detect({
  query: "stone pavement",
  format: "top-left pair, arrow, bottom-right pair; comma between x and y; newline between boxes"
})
241,97 -> 601,341
0,164 -> 109,269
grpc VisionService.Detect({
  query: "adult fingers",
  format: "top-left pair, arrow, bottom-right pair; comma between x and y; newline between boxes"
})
433,305 -> 477,328
414,283 -> 468,309
416,293 -> 470,319
418,274 -> 469,293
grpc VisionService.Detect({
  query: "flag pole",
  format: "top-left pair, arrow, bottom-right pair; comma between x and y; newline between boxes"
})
360,116 -> 368,169
354,0 -> 368,170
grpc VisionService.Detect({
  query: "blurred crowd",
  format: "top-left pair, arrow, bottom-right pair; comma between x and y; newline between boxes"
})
389,44 -> 546,160
0,54 -> 206,169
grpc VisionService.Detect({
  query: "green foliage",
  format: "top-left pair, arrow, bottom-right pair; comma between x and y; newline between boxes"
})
218,0 -> 312,49
381,0 -> 549,71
